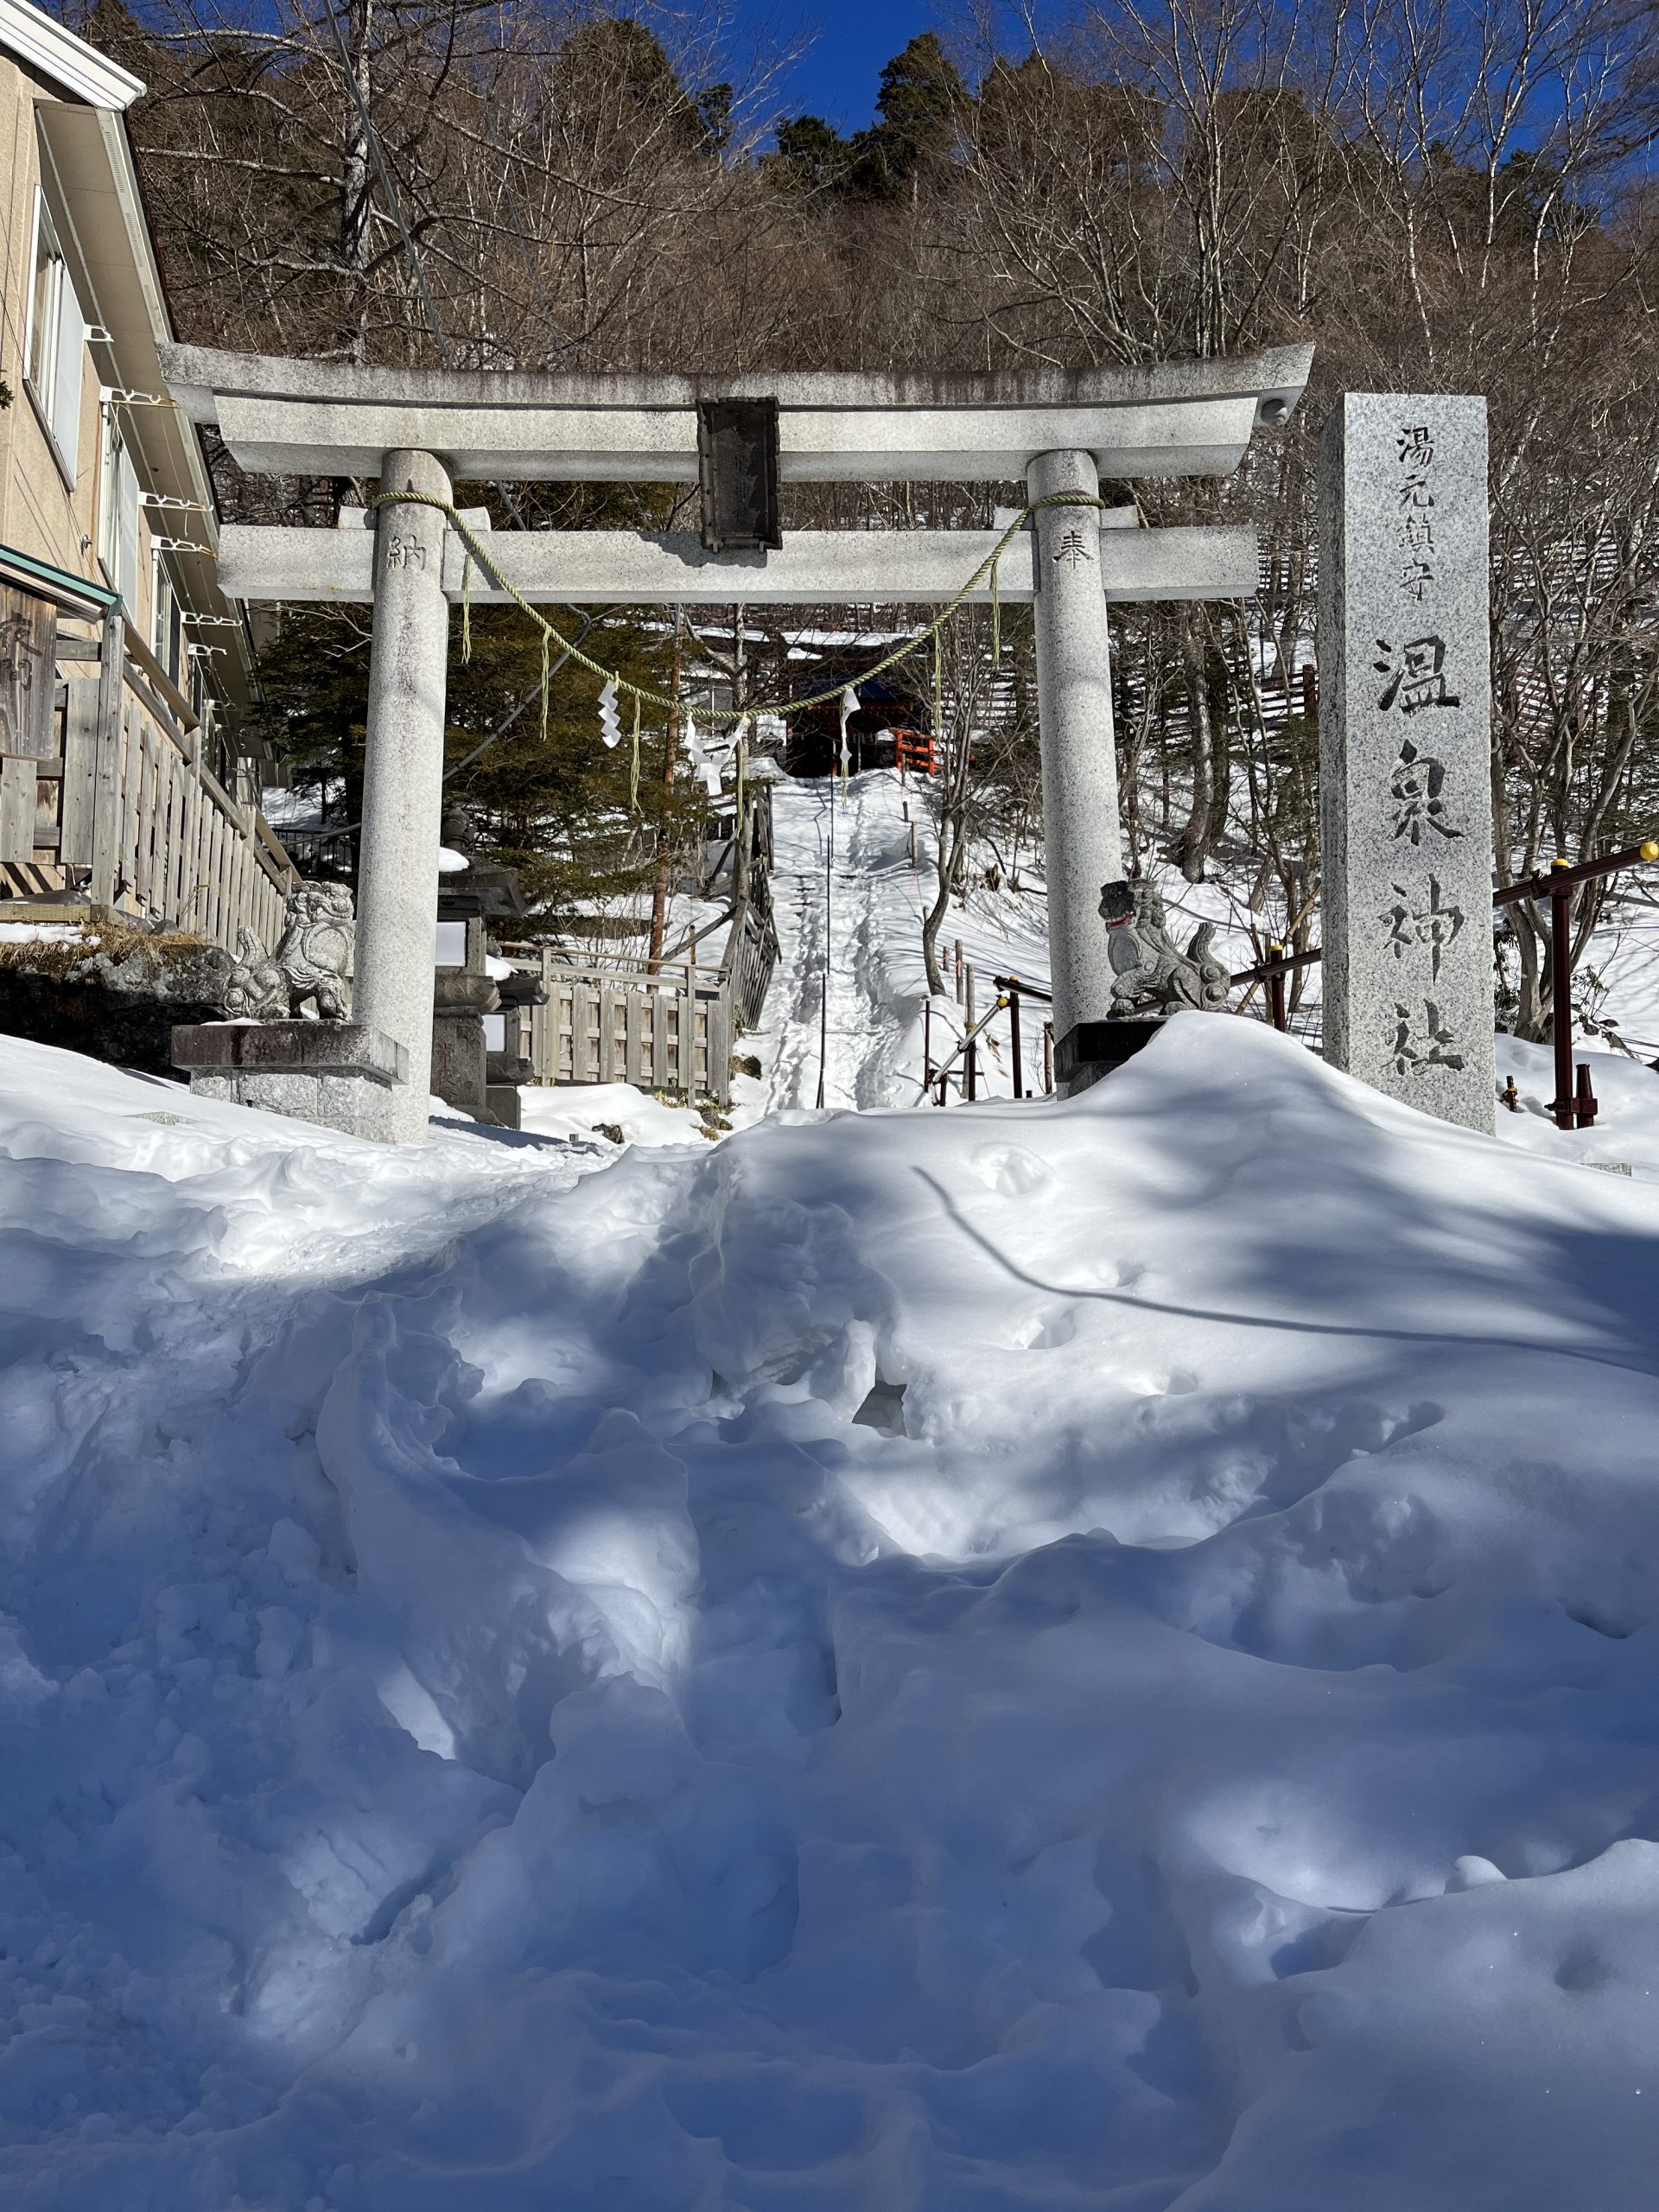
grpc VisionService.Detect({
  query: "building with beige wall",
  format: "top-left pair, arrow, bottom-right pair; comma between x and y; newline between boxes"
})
0,0 -> 292,951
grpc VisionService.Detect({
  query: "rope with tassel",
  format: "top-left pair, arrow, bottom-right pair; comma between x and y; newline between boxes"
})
372,488 -> 1119,742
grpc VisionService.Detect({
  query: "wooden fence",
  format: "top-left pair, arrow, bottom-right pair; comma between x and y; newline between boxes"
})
505,893 -> 779,1106
0,592 -> 294,956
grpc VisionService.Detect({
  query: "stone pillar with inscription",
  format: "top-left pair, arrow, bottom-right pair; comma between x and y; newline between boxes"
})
1319,394 -> 1497,1134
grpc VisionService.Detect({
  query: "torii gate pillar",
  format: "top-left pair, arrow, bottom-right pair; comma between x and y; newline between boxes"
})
1027,448 -> 1126,1064
356,448 -> 452,1142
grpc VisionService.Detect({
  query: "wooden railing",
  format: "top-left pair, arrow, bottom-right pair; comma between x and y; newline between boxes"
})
500,810 -> 780,1105
0,602 -> 296,956
723,897 -> 779,1031
510,950 -> 731,1097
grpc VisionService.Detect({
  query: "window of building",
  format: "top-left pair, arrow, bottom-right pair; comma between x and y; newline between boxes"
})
25,194 -> 86,480
99,408 -> 140,620
151,553 -> 181,684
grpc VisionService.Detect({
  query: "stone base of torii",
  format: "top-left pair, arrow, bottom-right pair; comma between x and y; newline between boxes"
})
162,346 -> 1313,1143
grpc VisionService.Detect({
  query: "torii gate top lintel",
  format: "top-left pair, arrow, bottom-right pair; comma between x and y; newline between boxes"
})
159,341 -> 1313,484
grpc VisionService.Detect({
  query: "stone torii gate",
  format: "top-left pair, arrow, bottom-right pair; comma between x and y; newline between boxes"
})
162,344 -> 1312,1142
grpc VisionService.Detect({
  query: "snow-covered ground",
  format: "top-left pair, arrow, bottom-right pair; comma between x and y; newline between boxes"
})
751,770 -> 1054,1113
753,772 -> 932,1112
8,976 -> 1659,2202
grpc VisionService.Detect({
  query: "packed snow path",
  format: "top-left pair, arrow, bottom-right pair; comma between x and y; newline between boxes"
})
757,772 -> 930,1113
8,1021 -> 1659,2206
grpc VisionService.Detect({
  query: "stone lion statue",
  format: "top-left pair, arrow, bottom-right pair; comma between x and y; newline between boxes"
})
220,881 -> 354,1022
1103,877 -> 1230,1016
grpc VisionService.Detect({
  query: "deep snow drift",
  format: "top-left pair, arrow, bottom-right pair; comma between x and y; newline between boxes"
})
5,1017 -> 1659,2208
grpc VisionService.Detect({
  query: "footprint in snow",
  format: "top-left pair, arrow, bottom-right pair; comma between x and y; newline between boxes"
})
1123,1367 -> 1200,1397
1010,1306 -> 1079,1351
970,1143 -> 1052,1198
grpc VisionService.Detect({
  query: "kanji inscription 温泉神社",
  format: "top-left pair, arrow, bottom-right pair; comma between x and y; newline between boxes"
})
1319,392 -> 1497,1133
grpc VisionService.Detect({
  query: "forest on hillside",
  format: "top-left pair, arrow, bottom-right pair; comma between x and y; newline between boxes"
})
73,0 -> 1659,1033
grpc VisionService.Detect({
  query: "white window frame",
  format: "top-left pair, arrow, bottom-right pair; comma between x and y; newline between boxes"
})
99,405 -> 141,620
151,550 -> 181,683
23,189 -> 86,482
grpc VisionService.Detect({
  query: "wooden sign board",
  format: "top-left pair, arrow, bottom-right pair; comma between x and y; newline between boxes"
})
0,585 -> 56,760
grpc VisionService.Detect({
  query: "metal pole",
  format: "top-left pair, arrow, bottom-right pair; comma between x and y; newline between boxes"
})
1550,860 -> 1573,1131
1027,447 -> 1124,1057
1495,836 -> 1659,907
1267,944 -> 1287,1033
1008,980 -> 1024,1097
1575,1062 -> 1599,1129
1043,1020 -> 1054,1094
964,963 -> 977,1102
925,995 -> 1007,1102
816,772 -> 834,1109
923,999 -> 931,1094
356,446 -> 452,1143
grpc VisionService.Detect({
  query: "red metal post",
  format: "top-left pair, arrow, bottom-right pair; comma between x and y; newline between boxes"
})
1550,861 -> 1574,1131
1575,1063 -> 1599,1129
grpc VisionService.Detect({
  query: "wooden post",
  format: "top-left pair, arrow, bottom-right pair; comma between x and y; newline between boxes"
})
0,585 -> 54,760
676,972 -> 696,1096
647,607 -> 684,969
88,609 -> 125,906
59,675 -> 99,876
0,758 -> 34,865
1008,979 -> 1024,1098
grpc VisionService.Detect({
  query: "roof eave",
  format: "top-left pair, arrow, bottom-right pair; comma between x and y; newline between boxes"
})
0,0 -> 143,111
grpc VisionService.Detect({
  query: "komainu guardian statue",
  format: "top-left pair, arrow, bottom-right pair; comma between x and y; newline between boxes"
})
1102,878 -> 1230,1017
220,882 -> 355,1021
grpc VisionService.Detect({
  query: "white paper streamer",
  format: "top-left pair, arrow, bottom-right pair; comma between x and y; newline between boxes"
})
598,676 -> 620,748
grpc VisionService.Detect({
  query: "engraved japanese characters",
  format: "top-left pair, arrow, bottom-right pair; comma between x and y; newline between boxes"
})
1319,395 -> 1497,1133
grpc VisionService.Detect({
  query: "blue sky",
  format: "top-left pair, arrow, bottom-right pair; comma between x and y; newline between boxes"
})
736,0 -> 947,132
